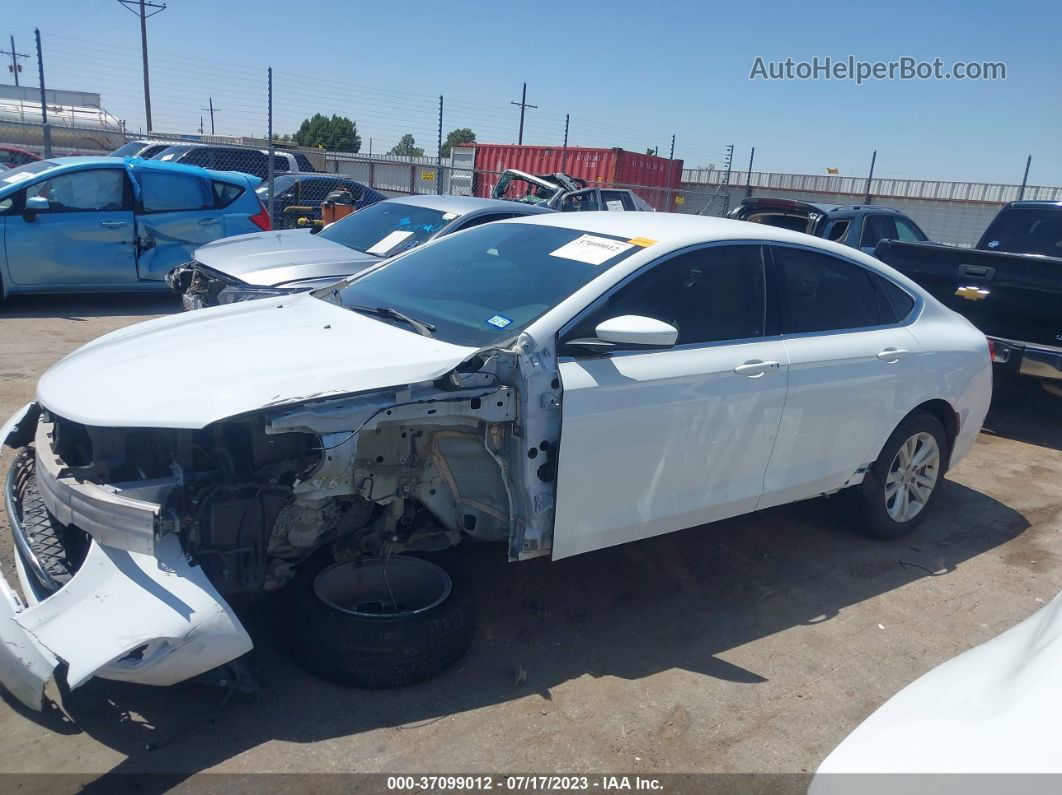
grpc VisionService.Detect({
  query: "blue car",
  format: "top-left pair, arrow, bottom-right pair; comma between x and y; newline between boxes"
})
0,156 -> 269,298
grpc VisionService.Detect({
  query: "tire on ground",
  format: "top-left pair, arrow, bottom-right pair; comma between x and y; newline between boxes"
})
276,551 -> 476,688
856,409 -> 949,540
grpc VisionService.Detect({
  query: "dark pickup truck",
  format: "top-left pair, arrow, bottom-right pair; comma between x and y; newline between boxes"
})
875,201 -> 1062,392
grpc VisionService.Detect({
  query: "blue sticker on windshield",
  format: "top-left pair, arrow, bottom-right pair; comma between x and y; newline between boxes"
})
485,314 -> 512,329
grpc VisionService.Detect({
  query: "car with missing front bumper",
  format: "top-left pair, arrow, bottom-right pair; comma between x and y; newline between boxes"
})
166,194 -> 554,310
1,212 -> 991,712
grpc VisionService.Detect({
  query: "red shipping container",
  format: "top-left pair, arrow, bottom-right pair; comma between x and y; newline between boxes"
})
466,144 -> 683,211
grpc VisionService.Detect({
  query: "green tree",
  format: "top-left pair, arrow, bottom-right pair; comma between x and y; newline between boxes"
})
291,114 -> 361,152
388,133 -> 424,157
440,127 -> 476,158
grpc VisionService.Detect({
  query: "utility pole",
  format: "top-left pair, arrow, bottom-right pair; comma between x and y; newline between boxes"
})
201,97 -> 218,135
1018,154 -> 1032,200
561,113 -> 570,172
117,0 -> 167,132
509,82 -> 537,145
34,29 -> 51,157
1,35 -> 29,86
745,146 -> 756,198
863,149 -> 877,204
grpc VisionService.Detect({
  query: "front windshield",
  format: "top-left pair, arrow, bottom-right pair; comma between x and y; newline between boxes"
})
330,222 -> 641,347
317,200 -> 454,255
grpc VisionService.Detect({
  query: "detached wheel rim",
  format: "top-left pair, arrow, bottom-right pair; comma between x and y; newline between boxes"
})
314,556 -> 452,618
884,432 -> 941,523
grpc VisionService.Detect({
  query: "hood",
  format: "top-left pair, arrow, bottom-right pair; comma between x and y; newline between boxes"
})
194,230 -> 382,287
37,294 -> 479,429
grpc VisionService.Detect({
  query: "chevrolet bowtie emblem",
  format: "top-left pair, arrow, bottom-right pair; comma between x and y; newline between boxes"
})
955,285 -> 990,301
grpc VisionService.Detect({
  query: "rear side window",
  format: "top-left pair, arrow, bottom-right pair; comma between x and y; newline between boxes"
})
138,171 -> 212,212
825,219 -> 850,242
272,154 -> 290,172
776,246 -> 881,333
212,180 -> 245,207
860,214 -> 899,248
877,276 -> 916,321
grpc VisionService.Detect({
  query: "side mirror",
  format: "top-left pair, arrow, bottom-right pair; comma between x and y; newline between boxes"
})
565,315 -> 678,353
595,315 -> 678,348
25,196 -> 49,212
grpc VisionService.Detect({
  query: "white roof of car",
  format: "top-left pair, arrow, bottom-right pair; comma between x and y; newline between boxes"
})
508,210 -> 843,254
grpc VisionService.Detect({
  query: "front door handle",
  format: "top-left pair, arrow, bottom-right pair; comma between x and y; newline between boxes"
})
100,220 -> 127,229
877,347 -> 912,362
734,359 -> 781,377
198,217 -> 220,225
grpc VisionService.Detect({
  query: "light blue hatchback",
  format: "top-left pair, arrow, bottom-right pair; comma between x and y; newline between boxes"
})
0,156 -> 269,298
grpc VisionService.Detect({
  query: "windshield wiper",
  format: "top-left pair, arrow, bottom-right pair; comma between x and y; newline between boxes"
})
348,304 -> 436,337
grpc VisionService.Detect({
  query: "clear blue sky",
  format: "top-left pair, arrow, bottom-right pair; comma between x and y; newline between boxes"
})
6,0 -> 1060,184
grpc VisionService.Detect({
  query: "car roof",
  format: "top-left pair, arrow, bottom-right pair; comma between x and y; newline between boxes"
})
501,210 -> 873,252
384,193 -> 554,214
739,196 -> 907,216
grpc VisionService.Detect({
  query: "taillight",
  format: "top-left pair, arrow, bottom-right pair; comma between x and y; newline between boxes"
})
249,202 -> 272,231
986,337 -> 996,361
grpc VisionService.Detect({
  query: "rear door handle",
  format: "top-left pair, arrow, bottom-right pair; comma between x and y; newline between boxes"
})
877,347 -> 912,362
100,220 -> 127,229
199,217 -> 220,225
734,359 -> 781,377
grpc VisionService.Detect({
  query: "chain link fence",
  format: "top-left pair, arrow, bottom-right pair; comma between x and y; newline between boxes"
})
3,116 -> 1059,246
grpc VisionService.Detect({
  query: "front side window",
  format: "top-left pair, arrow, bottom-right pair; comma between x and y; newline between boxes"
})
26,169 -> 125,211
565,245 -> 767,347
775,246 -> 882,333
895,217 -> 926,242
318,201 -> 454,254
138,171 -> 212,212
332,223 -> 640,347
559,189 -> 602,212
859,214 -> 898,248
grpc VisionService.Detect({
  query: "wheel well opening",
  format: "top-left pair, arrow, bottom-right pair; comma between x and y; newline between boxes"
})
910,399 -> 959,466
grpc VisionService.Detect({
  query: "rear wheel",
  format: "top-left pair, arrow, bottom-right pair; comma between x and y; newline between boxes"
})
856,411 -> 948,539
276,552 -> 475,688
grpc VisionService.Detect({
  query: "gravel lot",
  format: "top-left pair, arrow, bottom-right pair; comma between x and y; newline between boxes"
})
0,293 -> 1059,791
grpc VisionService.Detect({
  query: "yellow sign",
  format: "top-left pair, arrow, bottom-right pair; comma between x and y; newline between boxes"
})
674,195 -> 685,206
628,237 -> 658,247
421,170 -> 435,181
955,285 -> 989,301
826,167 -> 839,174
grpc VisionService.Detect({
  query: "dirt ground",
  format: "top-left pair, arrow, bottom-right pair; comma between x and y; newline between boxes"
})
0,293 -> 1059,791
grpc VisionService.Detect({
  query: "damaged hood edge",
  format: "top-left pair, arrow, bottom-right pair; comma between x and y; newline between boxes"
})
36,293 -> 480,429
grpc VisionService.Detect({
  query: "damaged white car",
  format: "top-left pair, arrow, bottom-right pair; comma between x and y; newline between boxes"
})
0,213 -> 992,711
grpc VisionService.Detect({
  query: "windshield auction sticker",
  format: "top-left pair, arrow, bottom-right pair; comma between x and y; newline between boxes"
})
549,234 -> 634,265
367,230 -> 415,256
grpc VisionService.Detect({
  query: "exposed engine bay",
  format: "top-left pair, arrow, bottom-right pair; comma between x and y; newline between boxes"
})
24,333 -> 562,597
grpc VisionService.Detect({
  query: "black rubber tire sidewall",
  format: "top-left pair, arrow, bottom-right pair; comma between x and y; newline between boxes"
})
276,551 -> 476,688
858,411 -> 949,540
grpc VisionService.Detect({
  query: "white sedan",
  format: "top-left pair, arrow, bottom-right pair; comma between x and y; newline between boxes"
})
0,212 -> 991,710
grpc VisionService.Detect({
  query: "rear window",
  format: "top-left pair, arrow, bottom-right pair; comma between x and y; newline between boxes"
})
294,153 -> 315,172
980,207 -> 1062,257
213,180 -> 245,207
110,141 -> 149,157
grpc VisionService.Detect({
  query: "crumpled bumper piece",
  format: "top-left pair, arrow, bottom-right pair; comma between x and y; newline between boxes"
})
1,427 -> 253,710
13,534 -> 253,692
